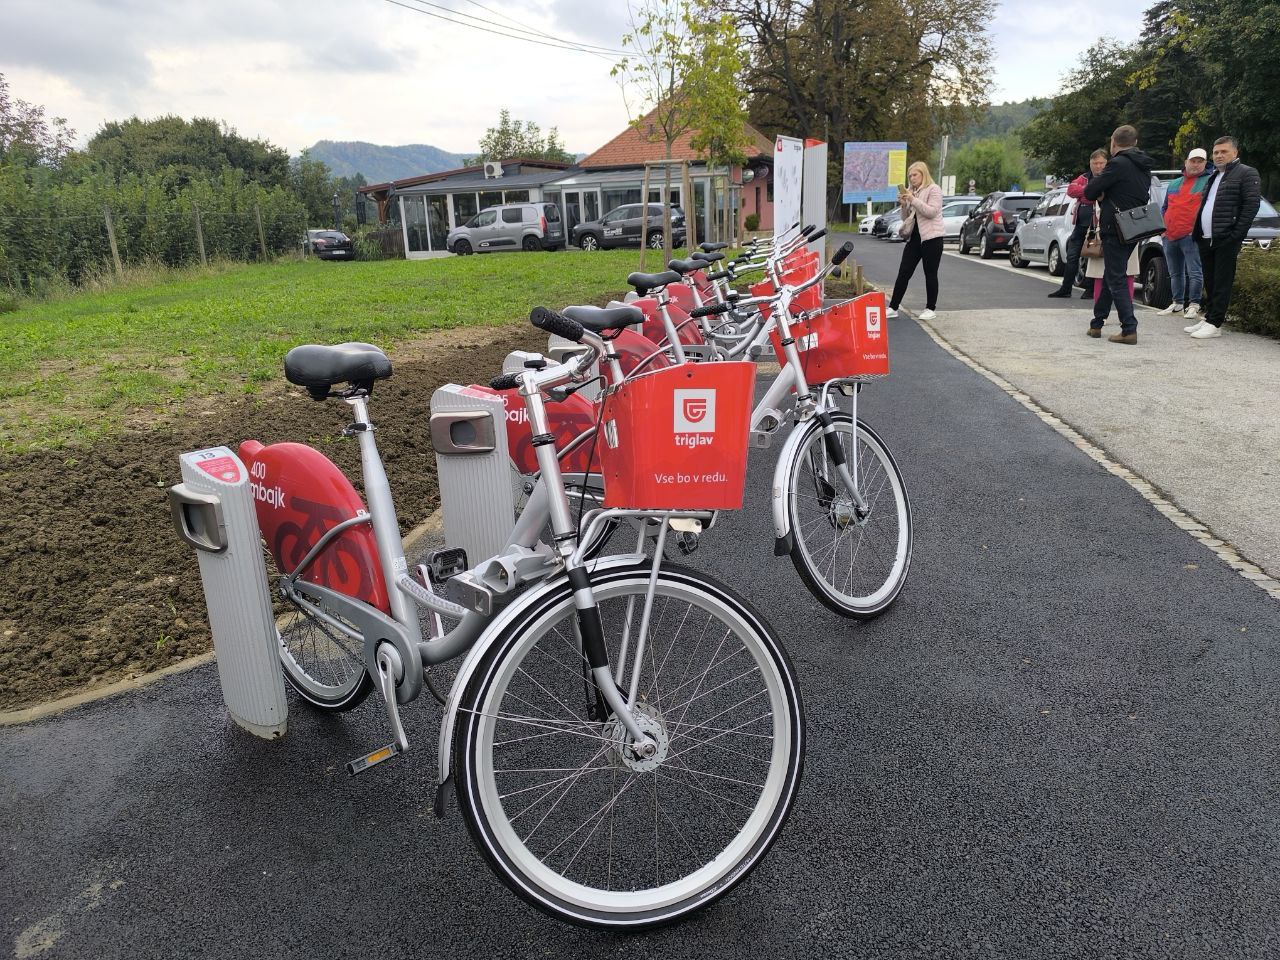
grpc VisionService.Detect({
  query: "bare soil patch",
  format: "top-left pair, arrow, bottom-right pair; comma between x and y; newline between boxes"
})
0,323 -> 539,710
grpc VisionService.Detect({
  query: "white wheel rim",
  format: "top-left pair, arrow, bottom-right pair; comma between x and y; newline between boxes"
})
467,574 -> 793,918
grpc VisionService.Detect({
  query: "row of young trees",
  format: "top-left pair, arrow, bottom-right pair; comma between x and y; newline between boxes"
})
1021,0 -> 1279,194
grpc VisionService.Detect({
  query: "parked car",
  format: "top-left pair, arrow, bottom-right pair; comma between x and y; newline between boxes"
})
1008,187 -> 1076,274
873,209 -> 903,240
940,196 -> 982,241
1136,195 -> 1280,307
957,191 -> 1043,258
305,229 -> 354,260
446,202 -> 564,254
858,213 -> 879,234
573,203 -> 686,251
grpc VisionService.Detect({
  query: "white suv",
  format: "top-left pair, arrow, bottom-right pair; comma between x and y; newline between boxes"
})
1009,187 -> 1076,276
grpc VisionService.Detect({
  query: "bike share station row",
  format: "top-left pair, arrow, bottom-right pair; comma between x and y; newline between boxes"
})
163,135 -> 911,930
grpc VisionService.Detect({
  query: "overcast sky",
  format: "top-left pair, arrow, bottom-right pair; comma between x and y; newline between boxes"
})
0,0 -> 1150,156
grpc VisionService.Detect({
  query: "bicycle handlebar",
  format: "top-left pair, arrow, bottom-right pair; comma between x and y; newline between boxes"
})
831,241 -> 854,266
489,371 -> 521,391
690,302 -> 731,319
530,306 -> 585,343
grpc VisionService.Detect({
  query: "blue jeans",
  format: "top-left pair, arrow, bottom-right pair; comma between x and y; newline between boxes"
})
1162,234 -> 1202,306
1091,230 -> 1139,334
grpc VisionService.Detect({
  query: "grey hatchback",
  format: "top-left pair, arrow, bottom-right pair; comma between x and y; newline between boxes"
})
446,202 -> 564,254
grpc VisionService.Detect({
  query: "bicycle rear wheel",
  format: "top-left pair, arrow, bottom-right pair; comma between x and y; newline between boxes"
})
453,562 -> 804,929
277,585 -> 373,710
786,413 -> 912,619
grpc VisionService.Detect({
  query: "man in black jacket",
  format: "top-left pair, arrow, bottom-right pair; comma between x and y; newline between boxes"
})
1188,136 -> 1262,339
1083,125 -> 1155,344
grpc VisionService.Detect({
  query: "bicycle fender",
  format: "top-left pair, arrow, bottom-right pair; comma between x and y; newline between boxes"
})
770,415 -> 824,554
435,554 -> 648,794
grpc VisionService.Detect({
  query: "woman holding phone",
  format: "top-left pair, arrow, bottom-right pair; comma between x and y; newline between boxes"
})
887,160 -> 944,321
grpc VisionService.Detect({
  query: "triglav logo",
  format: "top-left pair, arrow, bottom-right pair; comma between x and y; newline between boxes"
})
866,305 -> 882,338
673,388 -> 716,447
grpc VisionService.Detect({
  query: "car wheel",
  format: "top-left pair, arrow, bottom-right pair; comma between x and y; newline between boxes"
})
1142,251 -> 1171,308
958,230 -> 972,255
1047,243 -> 1063,276
454,239 -> 472,256
579,234 -> 600,252
521,235 -> 541,252
979,231 -> 995,259
1008,240 -> 1028,268
647,230 -> 664,249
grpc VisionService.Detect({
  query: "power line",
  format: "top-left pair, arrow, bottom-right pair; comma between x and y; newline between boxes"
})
452,0 -> 623,56
379,0 -> 629,57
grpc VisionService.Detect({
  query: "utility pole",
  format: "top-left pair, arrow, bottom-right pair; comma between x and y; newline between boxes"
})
254,203 -> 268,259
102,206 -> 123,277
193,202 -> 208,267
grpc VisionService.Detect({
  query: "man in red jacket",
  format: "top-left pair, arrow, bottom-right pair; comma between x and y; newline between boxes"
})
1156,147 -> 1210,319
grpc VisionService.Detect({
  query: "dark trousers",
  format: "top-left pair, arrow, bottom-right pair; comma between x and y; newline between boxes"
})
1197,237 -> 1243,328
1091,229 -> 1139,334
890,229 -> 943,310
1056,216 -> 1092,294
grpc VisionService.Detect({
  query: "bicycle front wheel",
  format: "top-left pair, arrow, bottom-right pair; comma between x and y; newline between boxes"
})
453,562 -> 804,929
786,414 -> 912,619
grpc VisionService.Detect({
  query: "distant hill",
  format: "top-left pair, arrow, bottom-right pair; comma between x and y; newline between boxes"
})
304,140 -> 467,184
951,98 -> 1050,151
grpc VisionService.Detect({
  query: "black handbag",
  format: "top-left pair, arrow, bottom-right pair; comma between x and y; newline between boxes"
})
1112,199 -> 1166,243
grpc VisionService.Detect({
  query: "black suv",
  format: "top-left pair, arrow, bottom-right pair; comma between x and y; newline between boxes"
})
957,192 -> 1042,259
573,203 -> 687,251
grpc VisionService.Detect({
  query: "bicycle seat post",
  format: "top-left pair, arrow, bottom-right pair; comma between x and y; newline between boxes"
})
344,393 -> 419,637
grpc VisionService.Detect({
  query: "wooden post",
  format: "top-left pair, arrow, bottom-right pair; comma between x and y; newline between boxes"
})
855,263 -> 865,296
682,161 -> 696,251
102,206 -> 123,277
638,163 -> 652,271
193,202 -> 208,267
254,202 -> 268,259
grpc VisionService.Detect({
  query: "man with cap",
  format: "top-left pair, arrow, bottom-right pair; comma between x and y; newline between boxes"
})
1156,148 -> 1211,319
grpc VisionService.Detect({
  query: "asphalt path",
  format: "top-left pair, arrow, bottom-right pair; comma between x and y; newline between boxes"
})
845,230 -> 1121,315
4,266 -> 1280,958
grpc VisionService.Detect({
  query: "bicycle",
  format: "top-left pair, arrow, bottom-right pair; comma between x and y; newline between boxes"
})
236,316 -> 805,929
518,234 -> 913,619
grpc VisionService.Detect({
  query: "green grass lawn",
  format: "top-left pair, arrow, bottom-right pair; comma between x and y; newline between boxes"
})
0,250 -> 666,452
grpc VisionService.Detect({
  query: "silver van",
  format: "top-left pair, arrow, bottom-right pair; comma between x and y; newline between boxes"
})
446,202 -> 564,254
1009,187 -> 1076,275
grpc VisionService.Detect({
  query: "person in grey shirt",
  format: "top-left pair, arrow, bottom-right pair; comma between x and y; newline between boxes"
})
1188,136 -> 1262,339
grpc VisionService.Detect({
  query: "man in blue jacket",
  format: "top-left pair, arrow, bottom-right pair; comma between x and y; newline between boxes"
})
1187,136 -> 1262,340
1083,124 -> 1155,345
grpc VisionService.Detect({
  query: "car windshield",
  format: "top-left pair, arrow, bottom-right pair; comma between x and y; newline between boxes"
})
317,232 -> 345,240
1256,198 -> 1278,219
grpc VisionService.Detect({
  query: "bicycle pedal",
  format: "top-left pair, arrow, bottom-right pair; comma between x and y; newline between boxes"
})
427,547 -> 468,583
346,742 -> 403,777
750,429 -> 775,449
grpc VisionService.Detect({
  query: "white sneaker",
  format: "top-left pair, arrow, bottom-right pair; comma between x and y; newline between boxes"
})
917,308 -> 937,321
1184,319 -> 1207,334
1190,323 -> 1222,339
1184,304 -> 1201,319
886,307 -> 899,319
1157,303 -> 1180,315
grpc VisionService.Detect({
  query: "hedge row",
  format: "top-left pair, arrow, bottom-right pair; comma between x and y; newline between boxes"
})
1230,247 -> 1280,339
0,164 -> 308,292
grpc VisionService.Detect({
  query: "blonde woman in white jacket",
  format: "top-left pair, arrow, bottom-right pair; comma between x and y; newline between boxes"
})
887,161 -> 945,321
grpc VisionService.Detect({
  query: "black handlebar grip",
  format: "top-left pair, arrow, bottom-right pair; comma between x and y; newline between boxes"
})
792,221 -> 802,231
529,306 -> 584,343
705,269 -> 730,281
489,371 -> 521,391
800,224 -> 816,236
832,241 -> 854,266
809,227 -> 827,243
689,302 -> 731,319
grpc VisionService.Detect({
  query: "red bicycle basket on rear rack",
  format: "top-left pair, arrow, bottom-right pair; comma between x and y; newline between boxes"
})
599,361 -> 755,510
769,290 -> 890,382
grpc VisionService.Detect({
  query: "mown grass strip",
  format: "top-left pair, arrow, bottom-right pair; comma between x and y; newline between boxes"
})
1,251 -> 652,451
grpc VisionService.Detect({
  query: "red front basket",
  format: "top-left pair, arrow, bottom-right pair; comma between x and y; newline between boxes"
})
769,290 -> 890,383
750,258 -> 823,320
599,362 -> 755,510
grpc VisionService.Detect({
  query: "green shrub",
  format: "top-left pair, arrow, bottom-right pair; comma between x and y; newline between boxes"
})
1230,247 -> 1280,339
353,225 -> 391,261
744,212 -> 760,232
